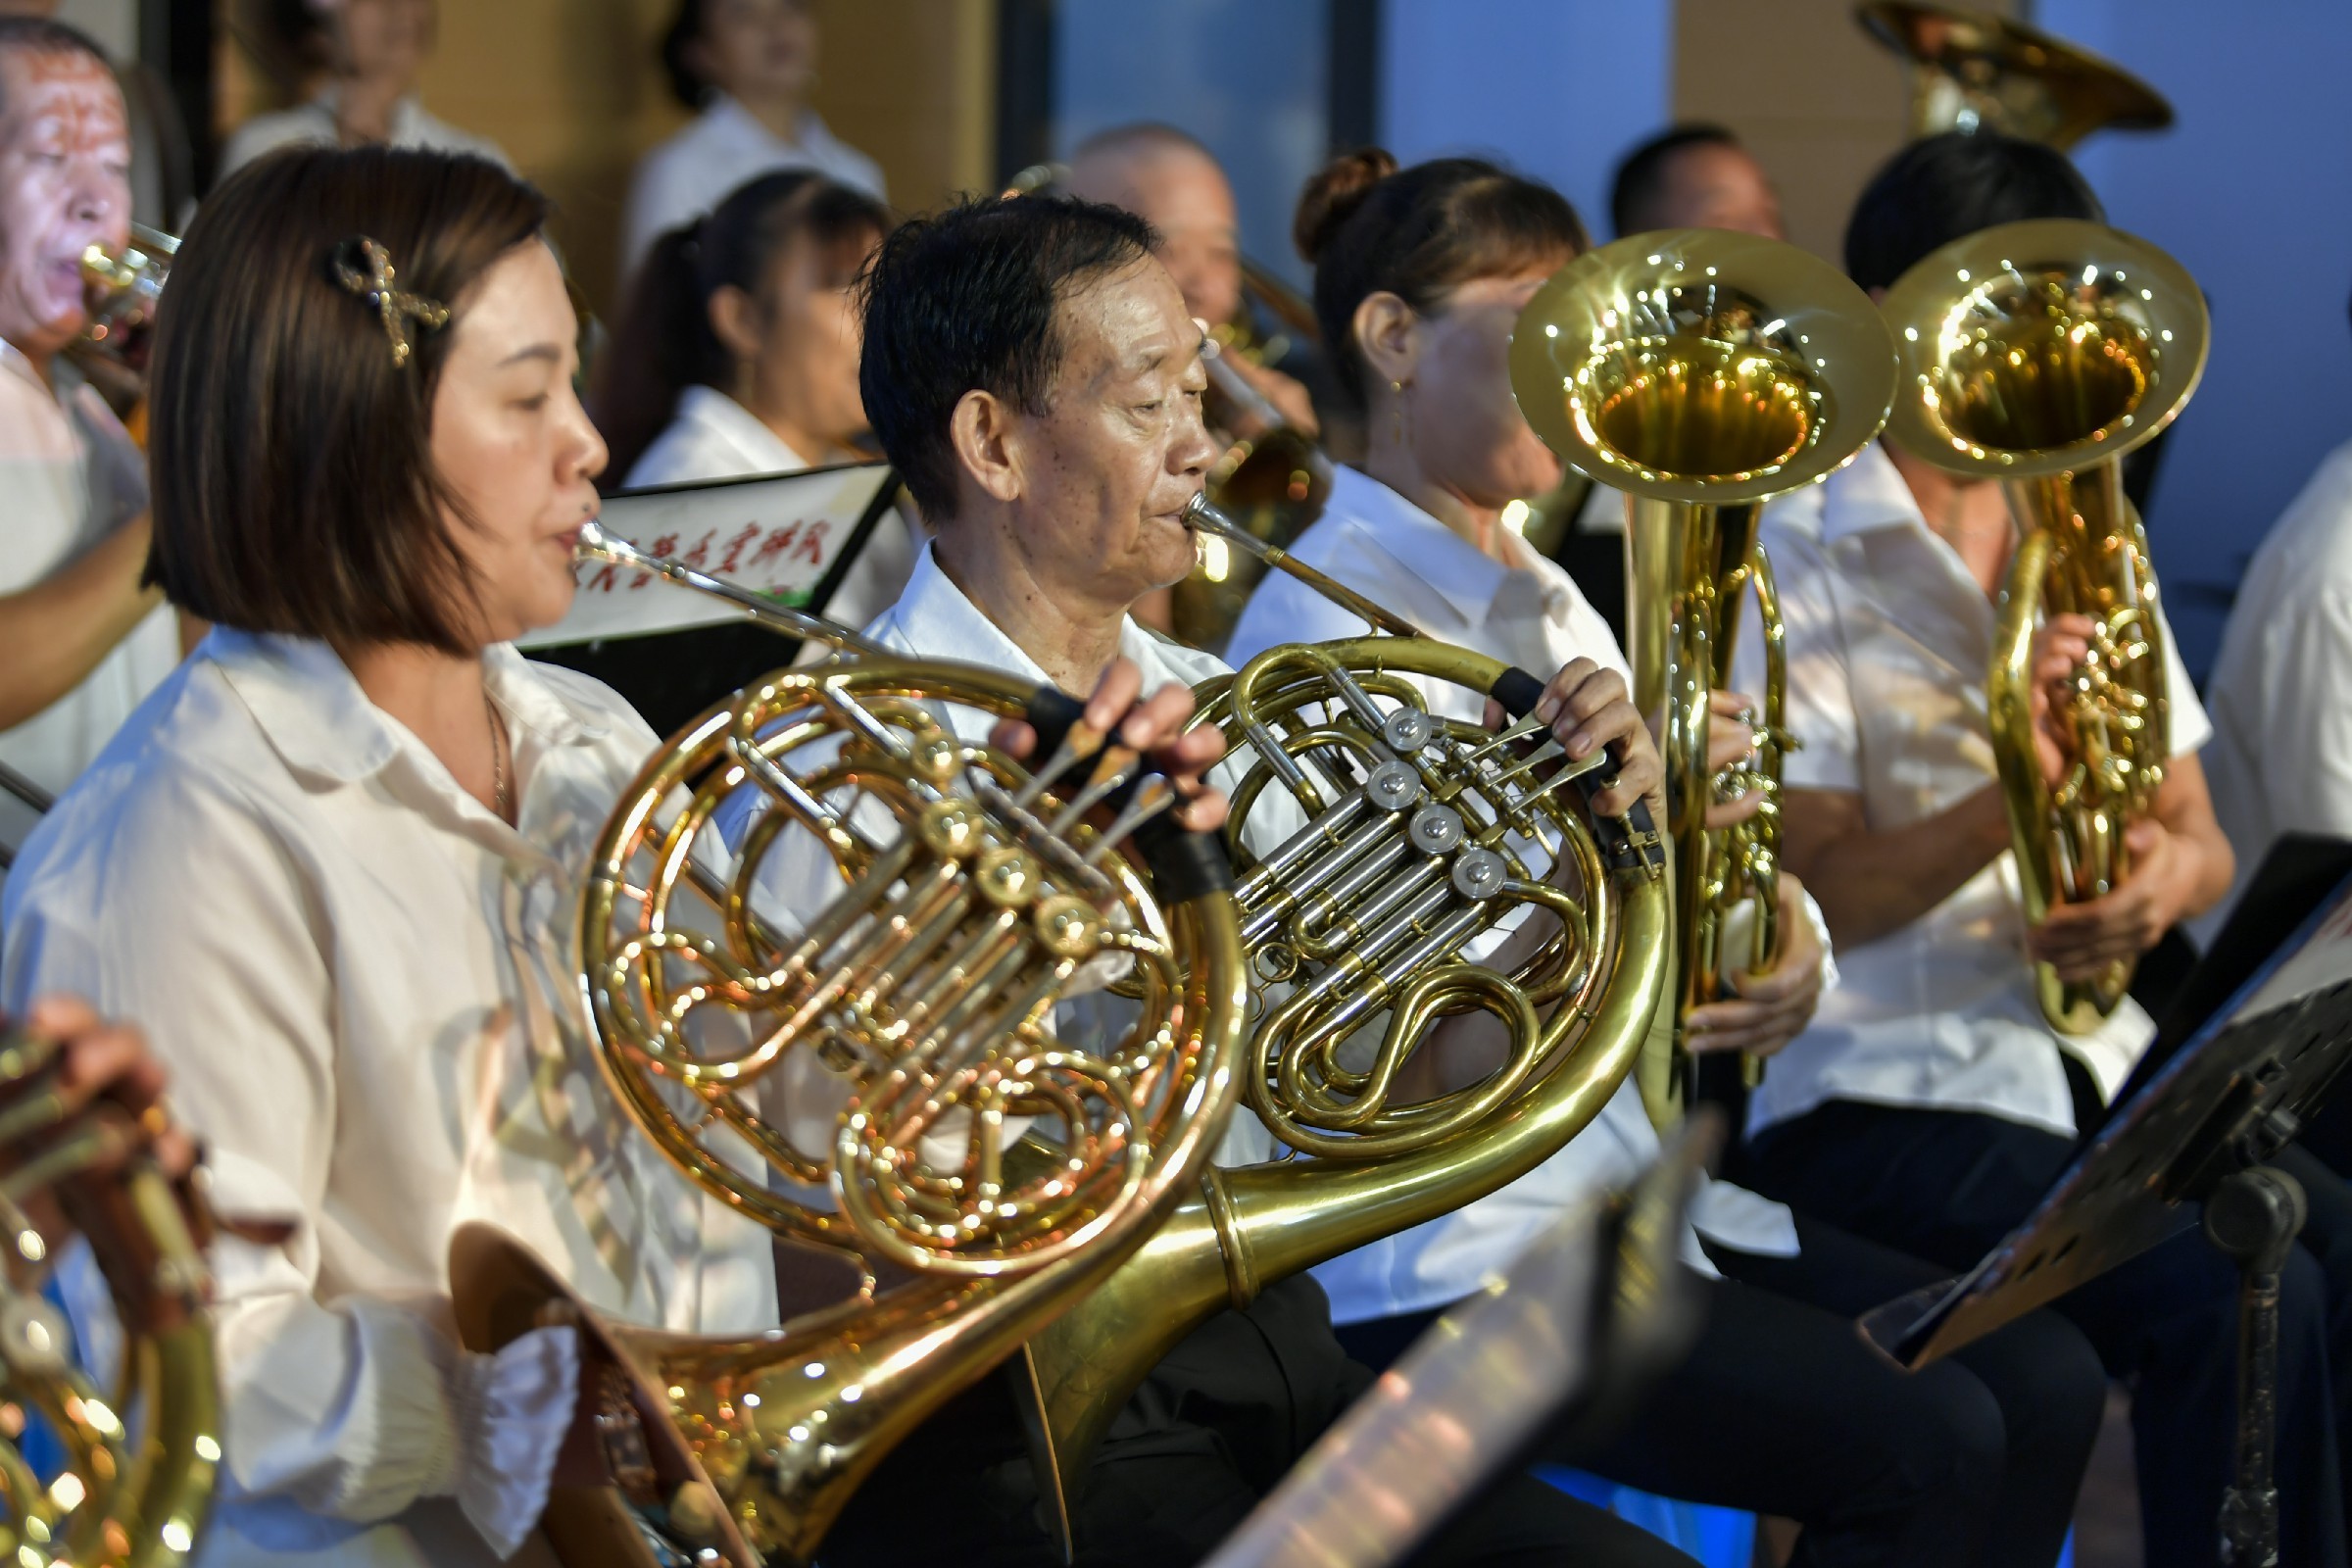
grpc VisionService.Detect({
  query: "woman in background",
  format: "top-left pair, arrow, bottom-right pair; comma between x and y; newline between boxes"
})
220,0 -> 508,177
599,168 -> 917,633
620,0 -> 883,284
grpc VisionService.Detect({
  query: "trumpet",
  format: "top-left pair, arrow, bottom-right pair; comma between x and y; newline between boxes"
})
1878,219 -> 2207,1033
453,520 -> 1252,1565
0,1027 -> 221,1566
1016,493 -> 1671,1520
1508,229 -> 1898,1103
78,223 -> 176,366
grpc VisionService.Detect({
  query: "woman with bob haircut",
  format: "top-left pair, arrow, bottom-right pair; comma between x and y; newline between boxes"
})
0,143 -> 1219,1566
1229,149 -> 2109,1568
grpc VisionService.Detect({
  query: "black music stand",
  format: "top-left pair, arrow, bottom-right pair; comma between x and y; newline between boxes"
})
1858,834 -> 2352,1567
1199,1117 -> 1715,1568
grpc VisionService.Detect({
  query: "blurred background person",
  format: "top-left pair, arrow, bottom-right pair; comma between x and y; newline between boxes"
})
0,17 -> 180,829
1609,122 -> 1786,242
621,0 -> 883,287
218,0 -> 506,179
597,167 -> 916,631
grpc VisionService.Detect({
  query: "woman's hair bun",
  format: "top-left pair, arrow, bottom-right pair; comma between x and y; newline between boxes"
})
1294,147 -> 1399,265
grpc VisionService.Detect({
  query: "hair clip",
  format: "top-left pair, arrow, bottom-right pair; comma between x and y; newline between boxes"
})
331,236 -> 450,368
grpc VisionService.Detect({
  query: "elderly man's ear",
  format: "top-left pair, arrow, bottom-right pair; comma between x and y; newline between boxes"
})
949,389 -> 1026,506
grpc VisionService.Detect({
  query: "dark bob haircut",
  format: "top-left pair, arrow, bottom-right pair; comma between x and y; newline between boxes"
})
1609,122 -> 1741,240
858,194 -> 1156,523
1844,130 -> 2104,294
1295,149 -> 1588,408
147,145 -> 550,653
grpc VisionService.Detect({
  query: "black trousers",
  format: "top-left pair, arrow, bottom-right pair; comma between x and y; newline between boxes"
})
1338,1214 -> 2104,1568
1749,1099 -> 2352,1568
820,1272 -> 1698,1568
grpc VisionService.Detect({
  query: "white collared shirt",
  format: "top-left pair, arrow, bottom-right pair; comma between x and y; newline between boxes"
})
0,344 -> 179,840
1740,440 -> 2213,1140
620,96 -> 885,281
1,631 -> 775,1566
2198,437 -> 2352,942
1228,466 -> 1803,1322
219,89 -> 510,178
623,385 -> 918,637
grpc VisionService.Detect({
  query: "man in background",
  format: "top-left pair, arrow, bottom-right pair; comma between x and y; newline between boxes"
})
1609,122 -> 1784,242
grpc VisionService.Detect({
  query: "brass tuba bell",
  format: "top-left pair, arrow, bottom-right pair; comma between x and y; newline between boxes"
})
1857,1 -> 2172,149
1878,218 -> 2207,1034
452,525 -> 1251,1566
1508,229 -> 1898,1106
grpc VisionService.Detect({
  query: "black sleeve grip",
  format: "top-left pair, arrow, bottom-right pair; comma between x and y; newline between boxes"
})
1135,816 -> 1237,905
1491,665 -> 1546,720
1024,687 -> 1090,762
1494,663 -> 1665,876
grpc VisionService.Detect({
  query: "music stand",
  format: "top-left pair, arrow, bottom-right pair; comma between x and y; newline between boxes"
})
1200,1117 -> 1715,1568
1859,834 -> 2352,1565
524,463 -> 904,736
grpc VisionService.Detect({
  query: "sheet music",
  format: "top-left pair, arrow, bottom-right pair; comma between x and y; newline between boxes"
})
519,464 -> 894,649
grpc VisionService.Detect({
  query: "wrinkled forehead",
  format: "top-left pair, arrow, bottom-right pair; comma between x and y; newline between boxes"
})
1049,254 -> 1200,387
0,45 -> 124,137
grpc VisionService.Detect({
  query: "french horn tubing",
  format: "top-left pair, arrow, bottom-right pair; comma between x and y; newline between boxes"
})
1508,228 -> 1899,1104
1878,218 -> 2207,1034
1016,492 -> 1671,1529
0,1028 -> 220,1568
451,523 -> 1251,1566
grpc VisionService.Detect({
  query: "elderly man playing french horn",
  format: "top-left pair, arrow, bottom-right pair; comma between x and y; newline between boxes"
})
793,192 -> 1690,1568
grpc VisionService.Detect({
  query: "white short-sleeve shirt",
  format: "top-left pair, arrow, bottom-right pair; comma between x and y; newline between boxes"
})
1740,440 -> 2213,1140
1228,466 -> 1805,1321
2197,436 -> 2352,942
0,344 -> 179,829
622,385 -> 917,639
2,630 -> 776,1565
620,97 -> 885,282
219,90 -> 511,178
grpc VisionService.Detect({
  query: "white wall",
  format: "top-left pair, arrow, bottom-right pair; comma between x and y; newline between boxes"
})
2039,1 -> 2352,678
1377,0 -> 1674,241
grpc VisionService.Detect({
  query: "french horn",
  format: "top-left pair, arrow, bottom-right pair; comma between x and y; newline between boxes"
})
451,523 -> 1252,1566
1508,229 -> 1898,1102
1017,493 -> 1672,1523
0,1025 -> 221,1567
1878,218 -> 2207,1033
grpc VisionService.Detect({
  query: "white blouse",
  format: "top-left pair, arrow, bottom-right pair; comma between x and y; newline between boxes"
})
0,630 -> 777,1566
1741,441 -> 2212,1139
622,384 -> 918,639
1228,465 -> 1805,1321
